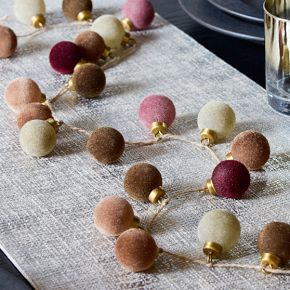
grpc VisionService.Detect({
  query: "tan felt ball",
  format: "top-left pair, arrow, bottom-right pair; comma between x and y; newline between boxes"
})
72,63 -> 106,98
115,228 -> 159,272
86,127 -> 125,164
17,103 -> 52,128
257,222 -> 290,265
94,196 -> 135,236
0,25 -> 17,58
4,77 -> 43,113
124,163 -> 162,202
62,0 -> 92,20
231,130 -> 270,170
74,31 -> 105,63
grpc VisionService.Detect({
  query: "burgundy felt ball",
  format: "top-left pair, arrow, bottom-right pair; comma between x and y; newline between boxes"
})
211,160 -> 250,199
49,41 -> 81,74
138,94 -> 176,129
122,0 -> 155,30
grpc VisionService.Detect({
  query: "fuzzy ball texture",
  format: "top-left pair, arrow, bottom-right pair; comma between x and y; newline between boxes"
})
74,31 -> 105,63
49,41 -> 81,74
211,160 -> 250,199
62,0 -> 92,20
257,222 -> 290,265
115,228 -> 158,272
124,163 -> 162,201
0,25 -> 17,58
198,100 -> 236,140
17,103 -> 52,128
19,120 -> 56,157
138,95 -> 176,129
122,0 -> 155,29
86,127 -> 125,164
4,77 -> 43,113
14,0 -> 46,25
230,130 -> 270,171
71,63 -> 106,98
91,15 -> 125,49
94,196 -> 135,237
198,209 -> 241,252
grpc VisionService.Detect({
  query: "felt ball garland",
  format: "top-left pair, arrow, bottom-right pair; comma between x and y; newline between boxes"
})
62,0 -> 93,21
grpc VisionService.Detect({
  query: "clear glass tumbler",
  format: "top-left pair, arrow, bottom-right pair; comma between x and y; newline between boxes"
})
264,0 -> 290,115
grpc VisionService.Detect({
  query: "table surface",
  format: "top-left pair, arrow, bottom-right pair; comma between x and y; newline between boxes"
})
0,1 -> 271,289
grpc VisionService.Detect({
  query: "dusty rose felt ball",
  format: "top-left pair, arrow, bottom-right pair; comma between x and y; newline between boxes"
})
115,228 -> 159,272
138,95 -> 176,129
211,160 -> 250,199
17,103 -> 52,128
49,41 -> 81,74
94,196 -> 136,237
0,25 -> 17,58
230,130 -> 270,171
4,77 -> 43,113
122,0 -> 155,30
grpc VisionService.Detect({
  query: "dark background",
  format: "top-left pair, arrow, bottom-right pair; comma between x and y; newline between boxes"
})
0,1 -> 265,289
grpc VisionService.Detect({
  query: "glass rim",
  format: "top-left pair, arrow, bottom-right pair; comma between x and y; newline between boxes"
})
263,0 -> 290,23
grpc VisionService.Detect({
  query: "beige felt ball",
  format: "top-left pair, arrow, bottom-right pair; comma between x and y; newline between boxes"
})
0,25 -> 17,58
19,120 -> 56,157
17,103 -> 52,128
91,15 -> 125,49
4,77 -> 43,113
94,196 -> 138,236
115,228 -> 159,272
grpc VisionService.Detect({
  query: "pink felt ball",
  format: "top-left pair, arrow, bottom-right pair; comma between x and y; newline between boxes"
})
49,41 -> 81,74
211,160 -> 250,199
122,0 -> 155,30
138,95 -> 176,129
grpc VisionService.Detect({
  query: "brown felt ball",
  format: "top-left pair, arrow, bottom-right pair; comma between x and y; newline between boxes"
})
4,77 -> 43,113
230,130 -> 270,171
62,0 -> 92,20
124,163 -> 162,202
17,103 -> 52,128
74,31 -> 106,63
115,228 -> 159,272
257,222 -> 290,265
0,25 -> 17,58
94,196 -> 136,236
71,63 -> 106,98
86,127 -> 125,164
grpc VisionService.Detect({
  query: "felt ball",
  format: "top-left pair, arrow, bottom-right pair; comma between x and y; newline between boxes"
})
230,130 -> 270,171
62,0 -> 92,20
4,77 -> 43,113
198,209 -> 241,252
211,160 -> 250,199
49,41 -> 81,74
0,25 -> 17,58
124,163 -> 162,201
257,222 -> 290,265
86,127 -> 125,164
115,228 -> 159,272
19,120 -> 56,157
94,196 -> 137,237
91,15 -> 125,49
71,63 -> 106,98
74,31 -> 106,63
138,95 -> 176,129
14,0 -> 46,25
17,103 -> 52,129
122,0 -> 155,29
198,101 -> 236,140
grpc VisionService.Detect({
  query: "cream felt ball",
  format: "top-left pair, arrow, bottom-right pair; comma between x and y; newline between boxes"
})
19,120 -> 56,157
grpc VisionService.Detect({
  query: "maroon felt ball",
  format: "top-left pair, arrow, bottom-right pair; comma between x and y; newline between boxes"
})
122,0 -> 155,30
49,41 -> 81,74
211,160 -> 250,199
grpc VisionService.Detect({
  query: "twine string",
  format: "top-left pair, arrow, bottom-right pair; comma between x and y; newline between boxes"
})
16,27 -> 46,38
61,123 -> 92,136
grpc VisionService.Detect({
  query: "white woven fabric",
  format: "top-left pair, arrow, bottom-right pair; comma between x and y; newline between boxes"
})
0,1 -> 290,289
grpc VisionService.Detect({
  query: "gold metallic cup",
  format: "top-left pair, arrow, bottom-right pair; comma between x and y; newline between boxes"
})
31,14 -> 45,28
203,242 -> 223,264
148,186 -> 166,204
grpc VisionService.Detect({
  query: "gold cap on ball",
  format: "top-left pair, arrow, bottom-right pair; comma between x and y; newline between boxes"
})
77,10 -> 92,21
46,118 -> 62,133
261,253 -> 281,269
121,18 -> 134,31
226,152 -> 234,160
203,241 -> 223,263
148,186 -> 166,204
204,179 -> 217,196
31,14 -> 46,28
151,122 -> 167,138
200,128 -> 218,145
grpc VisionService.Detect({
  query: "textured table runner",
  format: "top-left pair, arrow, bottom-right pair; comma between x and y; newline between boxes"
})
0,1 -> 290,289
